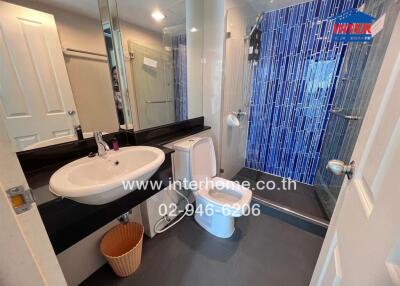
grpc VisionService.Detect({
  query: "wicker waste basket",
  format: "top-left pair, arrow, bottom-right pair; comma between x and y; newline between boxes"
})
100,222 -> 144,277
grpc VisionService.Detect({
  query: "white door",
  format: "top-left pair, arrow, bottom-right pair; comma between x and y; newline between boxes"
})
0,1 -> 78,151
310,13 -> 400,286
0,108 -> 66,285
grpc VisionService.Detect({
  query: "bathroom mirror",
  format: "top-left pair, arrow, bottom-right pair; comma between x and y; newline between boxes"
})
103,0 -> 204,130
0,0 -> 124,152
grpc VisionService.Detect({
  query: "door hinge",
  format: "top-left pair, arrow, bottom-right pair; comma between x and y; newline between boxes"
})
220,168 -> 225,174
6,186 -> 35,215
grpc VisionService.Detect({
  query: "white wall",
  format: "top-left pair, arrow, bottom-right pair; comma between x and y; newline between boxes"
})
187,0 -> 205,119
202,0 -> 225,173
202,0 -> 253,177
219,1 -> 256,179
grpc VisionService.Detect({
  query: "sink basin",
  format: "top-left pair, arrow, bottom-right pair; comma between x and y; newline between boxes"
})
49,146 -> 165,205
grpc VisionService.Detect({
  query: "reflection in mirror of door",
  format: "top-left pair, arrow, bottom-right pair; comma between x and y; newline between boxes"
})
0,0 -> 122,152
102,24 -> 126,126
111,0 -> 203,130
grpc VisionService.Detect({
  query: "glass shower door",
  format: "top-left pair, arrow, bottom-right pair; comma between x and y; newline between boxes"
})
314,0 -> 400,219
128,41 -> 175,130
220,7 -> 256,179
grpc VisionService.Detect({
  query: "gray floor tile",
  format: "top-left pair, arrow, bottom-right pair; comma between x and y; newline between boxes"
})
233,168 -> 328,220
81,205 -> 323,286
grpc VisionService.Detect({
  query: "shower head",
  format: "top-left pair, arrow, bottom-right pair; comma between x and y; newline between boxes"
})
245,13 -> 264,40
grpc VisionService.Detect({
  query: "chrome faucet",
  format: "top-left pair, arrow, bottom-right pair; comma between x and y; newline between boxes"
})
94,131 -> 110,157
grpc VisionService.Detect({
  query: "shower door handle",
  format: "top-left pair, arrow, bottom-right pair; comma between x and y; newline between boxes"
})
326,160 -> 355,180
329,108 -> 360,120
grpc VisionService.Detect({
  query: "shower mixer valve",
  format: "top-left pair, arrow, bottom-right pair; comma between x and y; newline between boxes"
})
232,109 -> 247,121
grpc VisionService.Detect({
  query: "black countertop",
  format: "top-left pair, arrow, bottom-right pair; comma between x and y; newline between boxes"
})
39,147 -> 173,254
17,117 -> 209,254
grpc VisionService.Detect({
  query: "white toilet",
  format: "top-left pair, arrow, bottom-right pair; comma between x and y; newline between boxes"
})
173,137 -> 252,238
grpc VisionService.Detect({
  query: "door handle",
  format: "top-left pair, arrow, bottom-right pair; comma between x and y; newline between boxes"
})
6,186 -> 35,215
326,160 -> 355,180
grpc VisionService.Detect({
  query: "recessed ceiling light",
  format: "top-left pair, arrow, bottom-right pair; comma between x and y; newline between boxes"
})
190,27 -> 198,33
151,11 -> 165,22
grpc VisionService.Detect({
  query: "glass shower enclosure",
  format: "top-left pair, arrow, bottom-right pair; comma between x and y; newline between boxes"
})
220,0 -> 400,221
314,0 -> 400,218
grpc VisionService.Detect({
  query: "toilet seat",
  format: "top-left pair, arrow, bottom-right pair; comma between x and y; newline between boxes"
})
197,177 -> 252,216
172,136 -> 253,238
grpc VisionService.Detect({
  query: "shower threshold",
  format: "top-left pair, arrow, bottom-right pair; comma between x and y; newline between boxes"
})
232,168 -> 329,226
252,195 -> 329,228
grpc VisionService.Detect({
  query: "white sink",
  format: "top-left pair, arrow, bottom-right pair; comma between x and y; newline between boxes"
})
49,146 -> 165,205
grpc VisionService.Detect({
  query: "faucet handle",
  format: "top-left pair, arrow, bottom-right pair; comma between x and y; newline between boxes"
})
93,131 -> 102,141
93,131 -> 109,157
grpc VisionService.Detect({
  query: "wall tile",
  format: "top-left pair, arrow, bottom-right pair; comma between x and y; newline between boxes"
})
245,0 -> 363,184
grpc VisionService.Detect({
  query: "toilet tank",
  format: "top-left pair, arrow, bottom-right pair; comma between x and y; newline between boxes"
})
172,137 -> 217,183
172,138 -> 197,182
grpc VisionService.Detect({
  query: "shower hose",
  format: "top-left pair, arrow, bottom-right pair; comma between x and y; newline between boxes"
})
154,183 -> 191,234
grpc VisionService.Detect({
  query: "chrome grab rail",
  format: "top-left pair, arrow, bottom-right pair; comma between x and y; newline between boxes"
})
63,48 -> 131,61
329,108 -> 360,120
145,100 -> 173,104
63,48 -> 107,58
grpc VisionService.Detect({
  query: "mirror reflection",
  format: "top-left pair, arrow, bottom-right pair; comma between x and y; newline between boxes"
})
112,0 -> 204,130
111,65 -> 125,125
0,0 -> 123,151
101,21 -> 126,126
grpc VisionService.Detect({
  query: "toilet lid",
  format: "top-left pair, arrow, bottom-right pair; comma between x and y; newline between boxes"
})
190,137 -> 217,182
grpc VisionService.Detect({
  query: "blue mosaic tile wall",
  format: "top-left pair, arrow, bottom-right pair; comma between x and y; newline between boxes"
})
245,0 -> 363,184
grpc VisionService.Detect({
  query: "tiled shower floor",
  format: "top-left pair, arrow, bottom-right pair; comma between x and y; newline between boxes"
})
232,168 -> 328,222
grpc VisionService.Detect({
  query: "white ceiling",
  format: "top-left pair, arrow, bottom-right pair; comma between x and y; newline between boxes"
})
34,0 -> 186,33
246,0 -> 312,13
33,0 -> 100,19
117,0 -> 186,32
33,0 -> 311,33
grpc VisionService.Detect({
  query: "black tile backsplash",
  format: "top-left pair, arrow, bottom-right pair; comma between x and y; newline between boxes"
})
135,116 -> 209,145
18,130 -> 136,175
